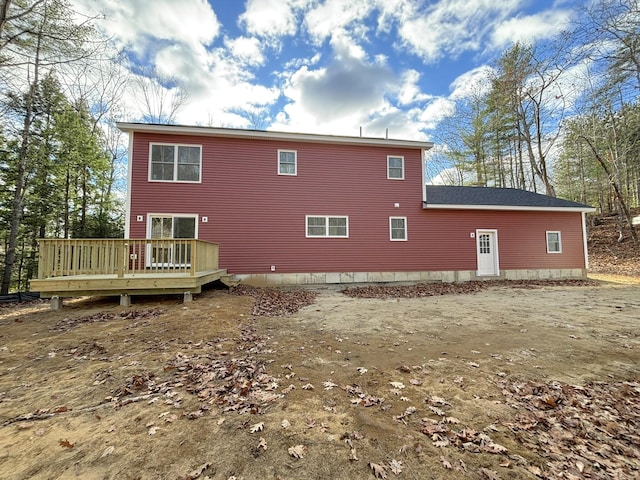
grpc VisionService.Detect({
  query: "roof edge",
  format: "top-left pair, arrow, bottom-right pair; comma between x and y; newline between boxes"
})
116,122 -> 434,150
422,202 -> 596,213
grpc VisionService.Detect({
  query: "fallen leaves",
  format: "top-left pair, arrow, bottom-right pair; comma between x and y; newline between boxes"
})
165,323 -> 284,415
288,444 -> 307,459
180,462 -> 211,480
59,438 -> 74,448
502,379 -> 640,479
388,459 -> 403,475
258,437 -> 267,451
342,279 -> 598,299
230,286 -> 316,316
249,422 -> 264,433
421,417 -> 508,456
51,308 -> 165,332
369,462 -> 387,478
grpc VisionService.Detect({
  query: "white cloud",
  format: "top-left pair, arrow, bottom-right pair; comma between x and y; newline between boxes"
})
491,9 -> 574,48
398,0 -> 522,62
449,65 -> 494,100
419,97 -> 456,129
271,42 -> 433,139
427,166 -> 466,185
71,0 -> 280,127
225,36 -> 265,66
74,0 -> 220,52
304,0 -> 374,42
281,52 -> 395,124
240,0 -> 305,38
398,69 -> 433,105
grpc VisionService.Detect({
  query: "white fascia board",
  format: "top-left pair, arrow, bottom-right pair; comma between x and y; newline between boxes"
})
423,203 -> 596,213
124,131 -> 134,238
116,122 -> 434,150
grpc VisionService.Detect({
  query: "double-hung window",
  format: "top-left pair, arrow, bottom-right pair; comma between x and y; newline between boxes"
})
306,216 -> 348,238
387,155 -> 404,180
150,144 -> 201,182
390,217 -> 407,241
278,150 -> 297,175
546,231 -> 562,253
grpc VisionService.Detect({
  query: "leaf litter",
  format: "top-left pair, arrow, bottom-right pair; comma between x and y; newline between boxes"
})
3,277 -> 640,479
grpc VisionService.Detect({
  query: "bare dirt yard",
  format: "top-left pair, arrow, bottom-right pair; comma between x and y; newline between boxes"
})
1,276 -> 639,480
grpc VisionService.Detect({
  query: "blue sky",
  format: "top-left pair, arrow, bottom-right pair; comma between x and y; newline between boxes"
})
73,0 -> 585,141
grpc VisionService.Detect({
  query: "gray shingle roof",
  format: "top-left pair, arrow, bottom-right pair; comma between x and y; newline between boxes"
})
424,185 -> 594,211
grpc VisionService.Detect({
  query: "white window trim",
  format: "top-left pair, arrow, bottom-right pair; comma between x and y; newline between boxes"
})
145,214 -> 199,268
148,143 -> 202,183
305,215 -> 349,238
546,231 -> 562,253
278,149 -> 297,176
387,155 -> 404,180
389,216 -> 407,241
146,214 -> 199,239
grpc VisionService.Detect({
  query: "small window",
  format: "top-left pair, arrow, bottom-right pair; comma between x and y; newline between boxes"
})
150,144 -> 201,182
306,216 -> 348,238
387,155 -> 404,180
278,150 -> 297,175
390,217 -> 407,241
546,231 -> 562,253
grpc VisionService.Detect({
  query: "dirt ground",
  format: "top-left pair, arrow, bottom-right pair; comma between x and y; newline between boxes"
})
1,276 -> 639,480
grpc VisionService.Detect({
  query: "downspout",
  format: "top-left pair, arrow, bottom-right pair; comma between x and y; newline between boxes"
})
581,212 -> 589,271
421,149 -> 427,204
124,131 -> 134,238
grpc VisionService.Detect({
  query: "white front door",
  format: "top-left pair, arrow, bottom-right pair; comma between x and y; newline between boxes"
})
476,230 -> 499,276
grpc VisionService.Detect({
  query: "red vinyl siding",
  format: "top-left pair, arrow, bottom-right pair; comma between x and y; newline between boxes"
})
128,132 -> 586,274
414,209 -> 585,271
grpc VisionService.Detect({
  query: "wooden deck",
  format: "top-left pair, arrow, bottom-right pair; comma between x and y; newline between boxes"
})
30,239 -> 227,306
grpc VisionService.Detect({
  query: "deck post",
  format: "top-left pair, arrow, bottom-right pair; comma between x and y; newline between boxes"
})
120,294 -> 131,307
183,291 -> 193,303
50,296 -> 63,310
118,242 -> 127,278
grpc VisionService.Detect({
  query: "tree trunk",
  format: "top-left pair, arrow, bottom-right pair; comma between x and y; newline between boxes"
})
0,21 -> 42,293
582,135 -> 639,246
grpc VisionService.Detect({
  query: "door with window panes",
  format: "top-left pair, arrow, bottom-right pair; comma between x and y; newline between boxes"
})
476,230 -> 498,276
149,216 -> 196,267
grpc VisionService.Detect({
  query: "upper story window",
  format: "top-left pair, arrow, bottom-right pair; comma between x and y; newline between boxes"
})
278,150 -> 297,176
149,144 -> 201,182
387,155 -> 404,180
390,217 -> 407,241
546,231 -> 562,253
306,215 -> 348,238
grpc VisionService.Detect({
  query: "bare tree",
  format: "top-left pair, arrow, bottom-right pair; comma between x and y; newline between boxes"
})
132,68 -> 189,124
1,0 -> 96,294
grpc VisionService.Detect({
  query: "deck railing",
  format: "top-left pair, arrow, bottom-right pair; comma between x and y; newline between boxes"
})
36,239 -> 219,279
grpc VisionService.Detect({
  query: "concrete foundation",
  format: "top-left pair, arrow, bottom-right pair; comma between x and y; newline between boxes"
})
232,268 -> 588,287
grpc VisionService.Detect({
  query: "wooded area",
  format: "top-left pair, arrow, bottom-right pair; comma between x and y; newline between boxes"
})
0,0 -> 638,294
428,0 -> 640,242
0,0 -> 189,294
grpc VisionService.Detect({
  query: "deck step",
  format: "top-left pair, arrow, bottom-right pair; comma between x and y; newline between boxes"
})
220,273 -> 241,287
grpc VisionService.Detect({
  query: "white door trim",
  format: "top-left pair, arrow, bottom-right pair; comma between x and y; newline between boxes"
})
476,229 -> 499,276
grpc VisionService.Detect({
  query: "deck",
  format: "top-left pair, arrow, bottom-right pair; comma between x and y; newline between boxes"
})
30,239 -> 227,307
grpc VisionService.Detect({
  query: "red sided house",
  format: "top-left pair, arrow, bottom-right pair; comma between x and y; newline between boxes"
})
117,123 -> 594,286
